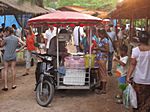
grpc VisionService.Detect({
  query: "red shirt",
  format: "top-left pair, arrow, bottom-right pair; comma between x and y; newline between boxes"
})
26,33 -> 36,51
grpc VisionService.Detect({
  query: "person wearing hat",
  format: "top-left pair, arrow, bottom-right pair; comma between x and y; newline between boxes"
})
127,31 -> 150,111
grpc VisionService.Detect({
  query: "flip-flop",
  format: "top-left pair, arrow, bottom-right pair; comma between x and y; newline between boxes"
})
22,73 -> 29,76
2,87 -> 8,91
12,85 -> 17,89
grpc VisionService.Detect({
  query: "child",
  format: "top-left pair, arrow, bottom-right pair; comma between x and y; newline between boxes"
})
114,44 -> 128,103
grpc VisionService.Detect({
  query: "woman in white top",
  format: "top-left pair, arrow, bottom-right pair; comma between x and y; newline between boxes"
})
127,31 -> 150,112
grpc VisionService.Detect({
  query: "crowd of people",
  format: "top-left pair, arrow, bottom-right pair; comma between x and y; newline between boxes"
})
0,22 -> 149,112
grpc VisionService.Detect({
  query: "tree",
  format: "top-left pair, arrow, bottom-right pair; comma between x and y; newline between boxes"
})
18,0 -> 118,11
46,0 -> 117,11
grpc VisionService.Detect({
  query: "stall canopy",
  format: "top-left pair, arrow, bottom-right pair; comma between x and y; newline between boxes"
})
0,15 -> 20,28
110,0 -> 150,19
28,11 -> 102,27
0,0 -> 49,15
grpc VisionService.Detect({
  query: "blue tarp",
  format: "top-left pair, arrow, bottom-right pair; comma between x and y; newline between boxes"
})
0,15 -> 21,28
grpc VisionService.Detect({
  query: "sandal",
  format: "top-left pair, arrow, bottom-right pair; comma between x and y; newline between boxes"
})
2,87 -> 8,91
22,73 -> 29,76
95,89 -> 101,94
12,85 -> 17,89
116,99 -> 123,104
98,90 -> 106,94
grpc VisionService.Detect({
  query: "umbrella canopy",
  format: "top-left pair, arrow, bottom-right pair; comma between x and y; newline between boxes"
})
28,11 -> 102,27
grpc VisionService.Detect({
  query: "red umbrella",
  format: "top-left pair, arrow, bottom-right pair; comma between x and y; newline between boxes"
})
28,11 -> 102,27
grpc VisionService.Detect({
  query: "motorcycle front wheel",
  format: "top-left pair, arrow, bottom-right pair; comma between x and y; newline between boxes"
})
36,80 -> 54,107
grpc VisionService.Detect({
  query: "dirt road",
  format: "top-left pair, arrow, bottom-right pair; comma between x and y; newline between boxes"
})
0,65 -> 131,112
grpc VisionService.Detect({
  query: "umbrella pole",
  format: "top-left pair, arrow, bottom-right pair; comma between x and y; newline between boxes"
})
56,27 -> 59,69
56,27 -> 59,88
89,27 -> 92,55
89,26 -> 92,87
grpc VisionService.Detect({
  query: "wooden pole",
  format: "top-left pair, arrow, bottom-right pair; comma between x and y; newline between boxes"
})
129,18 -> 133,40
145,18 -> 148,32
116,19 -> 118,40
140,19 -> 142,31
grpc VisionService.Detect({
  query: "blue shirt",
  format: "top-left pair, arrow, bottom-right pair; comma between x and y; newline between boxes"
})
96,37 -> 109,60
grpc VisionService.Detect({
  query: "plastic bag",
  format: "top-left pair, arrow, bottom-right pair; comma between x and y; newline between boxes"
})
123,84 -> 137,109
129,84 -> 137,108
123,84 -> 130,108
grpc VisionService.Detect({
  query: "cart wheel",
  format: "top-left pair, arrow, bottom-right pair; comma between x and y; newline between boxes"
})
36,80 -> 54,107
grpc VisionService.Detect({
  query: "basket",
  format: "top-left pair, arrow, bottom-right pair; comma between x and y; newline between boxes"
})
84,54 -> 96,68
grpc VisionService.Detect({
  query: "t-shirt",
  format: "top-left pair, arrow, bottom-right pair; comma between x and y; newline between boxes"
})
73,26 -> 84,46
117,31 -> 123,40
44,28 -> 56,49
14,29 -> 22,38
116,56 -> 128,77
81,35 -> 99,53
96,38 -> 109,60
3,35 -> 18,61
132,47 -> 150,85
26,33 -> 36,51
107,31 -> 116,52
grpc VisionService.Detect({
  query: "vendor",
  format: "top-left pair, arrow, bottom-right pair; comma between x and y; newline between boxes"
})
48,29 -> 69,68
80,27 -> 99,54
95,29 -> 109,94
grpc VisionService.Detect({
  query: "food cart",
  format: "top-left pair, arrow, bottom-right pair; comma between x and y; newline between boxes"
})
28,11 -> 102,90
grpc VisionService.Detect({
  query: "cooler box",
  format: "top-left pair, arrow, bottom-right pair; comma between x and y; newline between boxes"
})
63,69 -> 86,85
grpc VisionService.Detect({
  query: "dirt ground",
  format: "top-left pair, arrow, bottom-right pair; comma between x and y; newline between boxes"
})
0,63 -> 132,112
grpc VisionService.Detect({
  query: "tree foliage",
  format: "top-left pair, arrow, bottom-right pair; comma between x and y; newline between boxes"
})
18,0 -> 118,11
58,0 -> 117,10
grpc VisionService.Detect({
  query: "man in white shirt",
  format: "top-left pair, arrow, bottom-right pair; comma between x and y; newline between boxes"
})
44,26 -> 56,51
73,26 -> 84,52
105,24 -> 117,76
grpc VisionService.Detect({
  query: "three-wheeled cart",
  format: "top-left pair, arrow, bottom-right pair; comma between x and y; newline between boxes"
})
28,11 -> 102,106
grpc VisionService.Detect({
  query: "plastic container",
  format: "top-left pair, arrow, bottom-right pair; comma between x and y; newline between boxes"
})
84,54 -> 96,68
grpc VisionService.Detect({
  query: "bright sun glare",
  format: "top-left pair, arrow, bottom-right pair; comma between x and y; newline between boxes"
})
118,0 -> 124,3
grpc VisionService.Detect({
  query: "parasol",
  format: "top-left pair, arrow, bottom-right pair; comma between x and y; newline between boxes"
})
28,11 -> 102,27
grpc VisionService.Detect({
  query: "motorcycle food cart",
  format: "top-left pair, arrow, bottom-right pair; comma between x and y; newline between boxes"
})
28,11 -> 102,106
